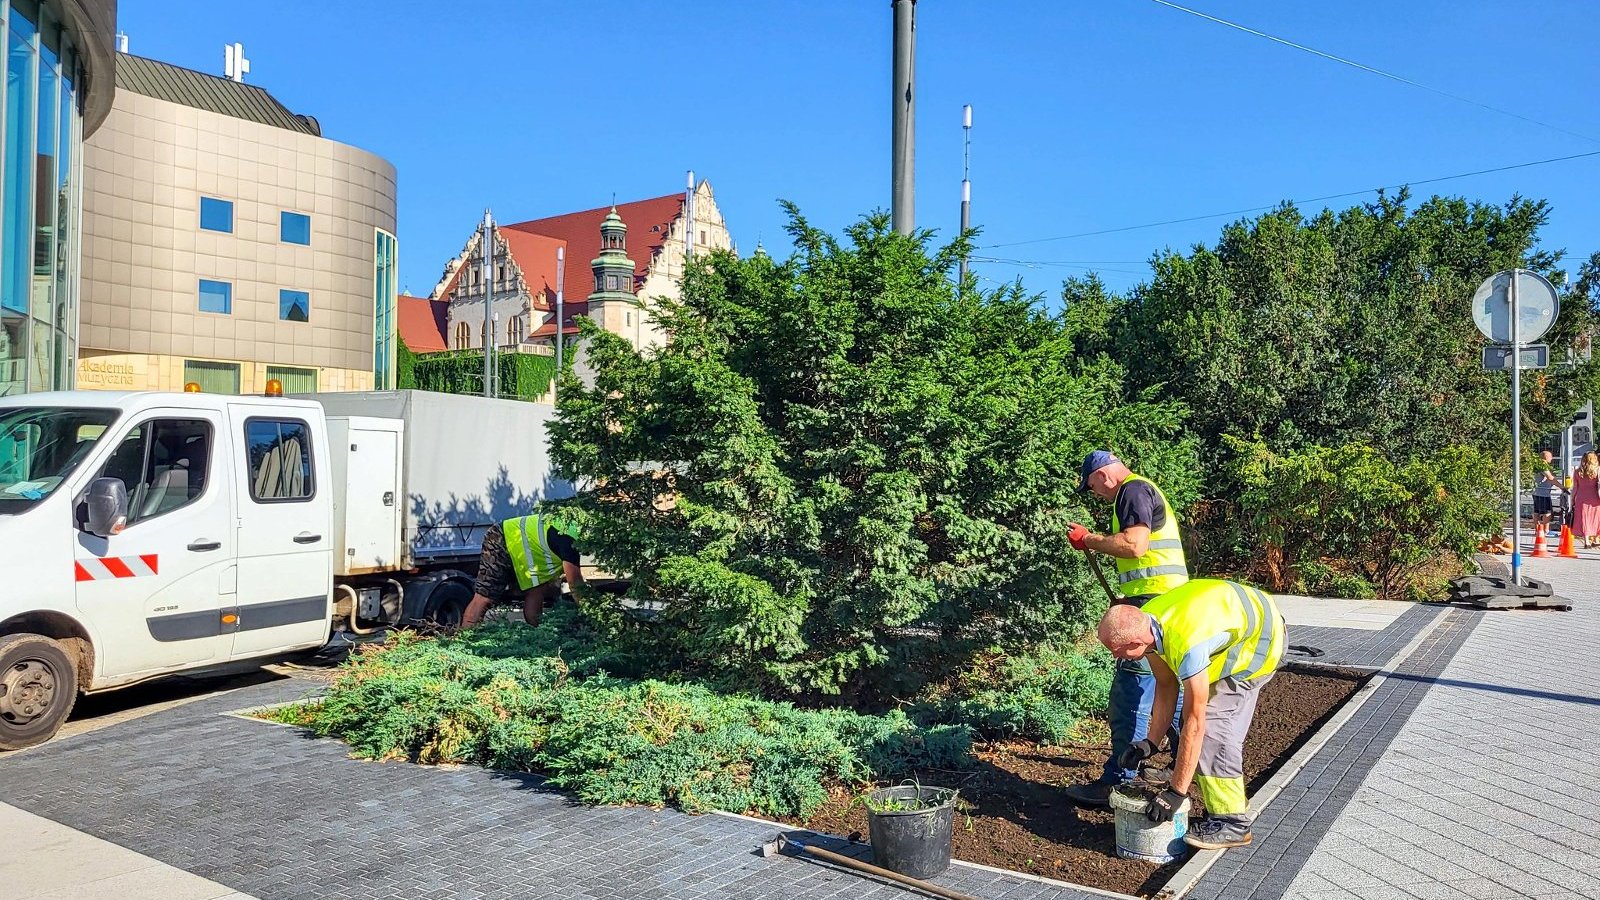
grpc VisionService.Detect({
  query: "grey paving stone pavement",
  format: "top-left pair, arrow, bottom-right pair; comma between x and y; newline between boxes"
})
1194,555 -> 1600,900
0,676 -> 1101,900
3,561 -> 1586,900
1287,603 -> 1443,669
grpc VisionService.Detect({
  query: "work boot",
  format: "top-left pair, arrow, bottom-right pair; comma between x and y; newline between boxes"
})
1063,780 -> 1118,808
1184,816 -> 1252,849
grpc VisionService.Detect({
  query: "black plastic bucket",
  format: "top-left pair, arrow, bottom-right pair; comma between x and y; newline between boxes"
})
865,785 -> 958,879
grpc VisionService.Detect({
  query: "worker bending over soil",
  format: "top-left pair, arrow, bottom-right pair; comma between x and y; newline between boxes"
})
1096,578 -> 1285,849
463,512 -> 584,628
1065,450 -> 1190,807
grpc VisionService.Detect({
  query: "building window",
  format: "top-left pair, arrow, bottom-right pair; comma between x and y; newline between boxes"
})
266,365 -> 317,394
279,289 -> 310,322
455,321 -> 470,350
198,279 -> 232,315
183,360 -> 241,394
373,229 -> 398,389
200,197 -> 234,233
699,230 -> 706,245
280,211 -> 311,245
244,418 -> 315,502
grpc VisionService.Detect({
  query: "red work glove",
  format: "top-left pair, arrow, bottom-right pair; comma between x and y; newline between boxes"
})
1068,522 -> 1091,551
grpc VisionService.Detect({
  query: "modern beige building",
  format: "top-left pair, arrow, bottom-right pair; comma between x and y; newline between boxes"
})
76,52 -> 398,395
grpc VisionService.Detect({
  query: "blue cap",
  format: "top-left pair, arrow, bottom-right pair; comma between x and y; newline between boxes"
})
1079,450 -> 1120,492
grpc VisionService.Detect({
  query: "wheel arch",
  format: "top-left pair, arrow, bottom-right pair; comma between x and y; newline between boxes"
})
0,611 -> 95,688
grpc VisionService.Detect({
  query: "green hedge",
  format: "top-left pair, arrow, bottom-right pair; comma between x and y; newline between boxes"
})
909,642 -> 1113,744
1230,439 -> 1503,599
411,350 -> 558,401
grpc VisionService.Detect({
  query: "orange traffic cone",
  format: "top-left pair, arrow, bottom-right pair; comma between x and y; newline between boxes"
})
1531,527 -> 1551,557
1560,525 -> 1579,558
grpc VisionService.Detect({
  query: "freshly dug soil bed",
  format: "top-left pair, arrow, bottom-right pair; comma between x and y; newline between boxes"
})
789,665 -> 1366,897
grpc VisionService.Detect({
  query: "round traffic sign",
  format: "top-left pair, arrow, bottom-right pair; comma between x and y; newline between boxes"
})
1471,269 -> 1560,344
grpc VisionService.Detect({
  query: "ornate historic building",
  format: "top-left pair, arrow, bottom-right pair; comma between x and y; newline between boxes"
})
406,181 -> 732,357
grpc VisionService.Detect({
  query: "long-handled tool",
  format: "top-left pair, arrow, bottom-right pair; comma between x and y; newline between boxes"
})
1084,552 -> 1120,606
760,834 -> 984,900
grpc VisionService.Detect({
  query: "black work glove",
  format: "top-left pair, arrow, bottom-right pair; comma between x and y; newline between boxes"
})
1117,738 -> 1160,771
1145,786 -> 1186,823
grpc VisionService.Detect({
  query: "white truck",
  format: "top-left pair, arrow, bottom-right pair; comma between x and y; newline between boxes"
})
0,388 -> 572,749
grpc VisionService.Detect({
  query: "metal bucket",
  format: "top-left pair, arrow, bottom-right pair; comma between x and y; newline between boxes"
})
865,785 -> 958,879
1109,784 -> 1190,863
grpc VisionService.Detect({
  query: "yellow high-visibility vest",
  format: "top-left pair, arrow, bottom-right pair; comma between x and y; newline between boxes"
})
1109,474 -> 1188,598
1146,579 -> 1285,684
503,513 -> 579,591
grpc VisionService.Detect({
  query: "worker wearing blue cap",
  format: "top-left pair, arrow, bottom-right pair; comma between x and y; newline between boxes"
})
1063,450 -> 1192,808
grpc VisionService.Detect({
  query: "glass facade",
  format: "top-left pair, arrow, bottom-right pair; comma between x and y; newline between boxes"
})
372,228 -> 396,389
1,0 -> 81,396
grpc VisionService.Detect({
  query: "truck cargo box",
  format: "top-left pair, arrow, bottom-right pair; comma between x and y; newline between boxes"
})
300,391 -> 573,574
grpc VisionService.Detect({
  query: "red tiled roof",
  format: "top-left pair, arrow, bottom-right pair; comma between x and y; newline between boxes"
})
501,193 -> 685,296
530,300 -> 588,338
499,229 -> 567,310
397,294 -> 448,352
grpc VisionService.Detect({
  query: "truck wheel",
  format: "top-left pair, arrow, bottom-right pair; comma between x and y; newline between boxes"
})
0,634 -> 79,751
425,581 -> 472,628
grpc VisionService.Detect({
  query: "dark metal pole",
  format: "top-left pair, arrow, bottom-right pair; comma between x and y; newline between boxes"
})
891,0 -> 916,235
959,104 -> 971,285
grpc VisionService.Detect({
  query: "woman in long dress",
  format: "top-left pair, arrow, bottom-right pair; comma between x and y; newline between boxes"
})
1574,452 -> 1600,548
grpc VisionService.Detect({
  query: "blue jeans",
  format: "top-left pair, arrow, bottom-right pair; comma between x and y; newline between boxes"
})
1101,657 -> 1184,784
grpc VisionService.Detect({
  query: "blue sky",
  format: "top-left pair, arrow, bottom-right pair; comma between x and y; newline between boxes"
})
119,1 -> 1600,302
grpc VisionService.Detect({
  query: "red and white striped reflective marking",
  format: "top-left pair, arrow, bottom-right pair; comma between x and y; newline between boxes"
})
74,555 -> 160,582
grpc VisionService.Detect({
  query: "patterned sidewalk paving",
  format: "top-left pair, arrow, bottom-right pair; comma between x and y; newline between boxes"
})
4,560 -> 1594,899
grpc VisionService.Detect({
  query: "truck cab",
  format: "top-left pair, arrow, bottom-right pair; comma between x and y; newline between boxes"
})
0,391 -> 335,749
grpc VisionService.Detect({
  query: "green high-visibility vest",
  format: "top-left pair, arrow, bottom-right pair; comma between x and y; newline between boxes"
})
1109,474 -> 1189,598
503,513 -> 579,591
1146,579 -> 1285,684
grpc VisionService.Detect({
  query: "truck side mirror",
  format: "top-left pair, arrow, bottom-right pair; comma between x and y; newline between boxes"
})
85,477 -> 129,537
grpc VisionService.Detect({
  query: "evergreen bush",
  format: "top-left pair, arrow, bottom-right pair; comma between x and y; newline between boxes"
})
274,616 -> 972,818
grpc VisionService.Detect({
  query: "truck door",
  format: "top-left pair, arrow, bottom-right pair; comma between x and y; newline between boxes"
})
227,408 -> 333,657
74,410 -> 234,674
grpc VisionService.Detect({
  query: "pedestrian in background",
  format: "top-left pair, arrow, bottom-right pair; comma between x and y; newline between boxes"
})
1574,452 -> 1600,549
1533,449 -> 1560,537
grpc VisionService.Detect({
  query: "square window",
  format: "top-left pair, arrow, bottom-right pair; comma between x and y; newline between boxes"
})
200,197 -> 234,232
183,360 -> 241,394
279,289 -> 310,322
266,365 -> 317,394
198,279 -> 232,315
281,211 -> 311,245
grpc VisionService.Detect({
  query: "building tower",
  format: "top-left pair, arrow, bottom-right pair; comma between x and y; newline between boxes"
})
585,207 -> 639,337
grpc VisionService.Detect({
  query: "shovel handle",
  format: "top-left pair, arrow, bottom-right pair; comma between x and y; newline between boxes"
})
787,839 -> 985,900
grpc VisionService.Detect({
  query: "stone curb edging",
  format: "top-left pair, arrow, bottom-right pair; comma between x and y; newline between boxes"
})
1156,606 -> 1455,899
708,808 -> 1143,900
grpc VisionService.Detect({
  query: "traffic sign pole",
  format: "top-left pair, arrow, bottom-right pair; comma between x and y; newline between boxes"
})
1511,268 -> 1522,585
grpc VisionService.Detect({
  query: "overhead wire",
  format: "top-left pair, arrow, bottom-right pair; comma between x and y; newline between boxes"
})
980,148 -> 1600,250
1148,0 -> 1600,146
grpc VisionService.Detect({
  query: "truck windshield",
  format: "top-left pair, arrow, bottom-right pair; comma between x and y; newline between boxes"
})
0,407 -> 121,513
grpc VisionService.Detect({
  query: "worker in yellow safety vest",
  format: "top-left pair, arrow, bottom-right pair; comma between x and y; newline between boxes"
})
1064,450 -> 1191,808
462,511 -> 585,629
1097,578 -> 1285,849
